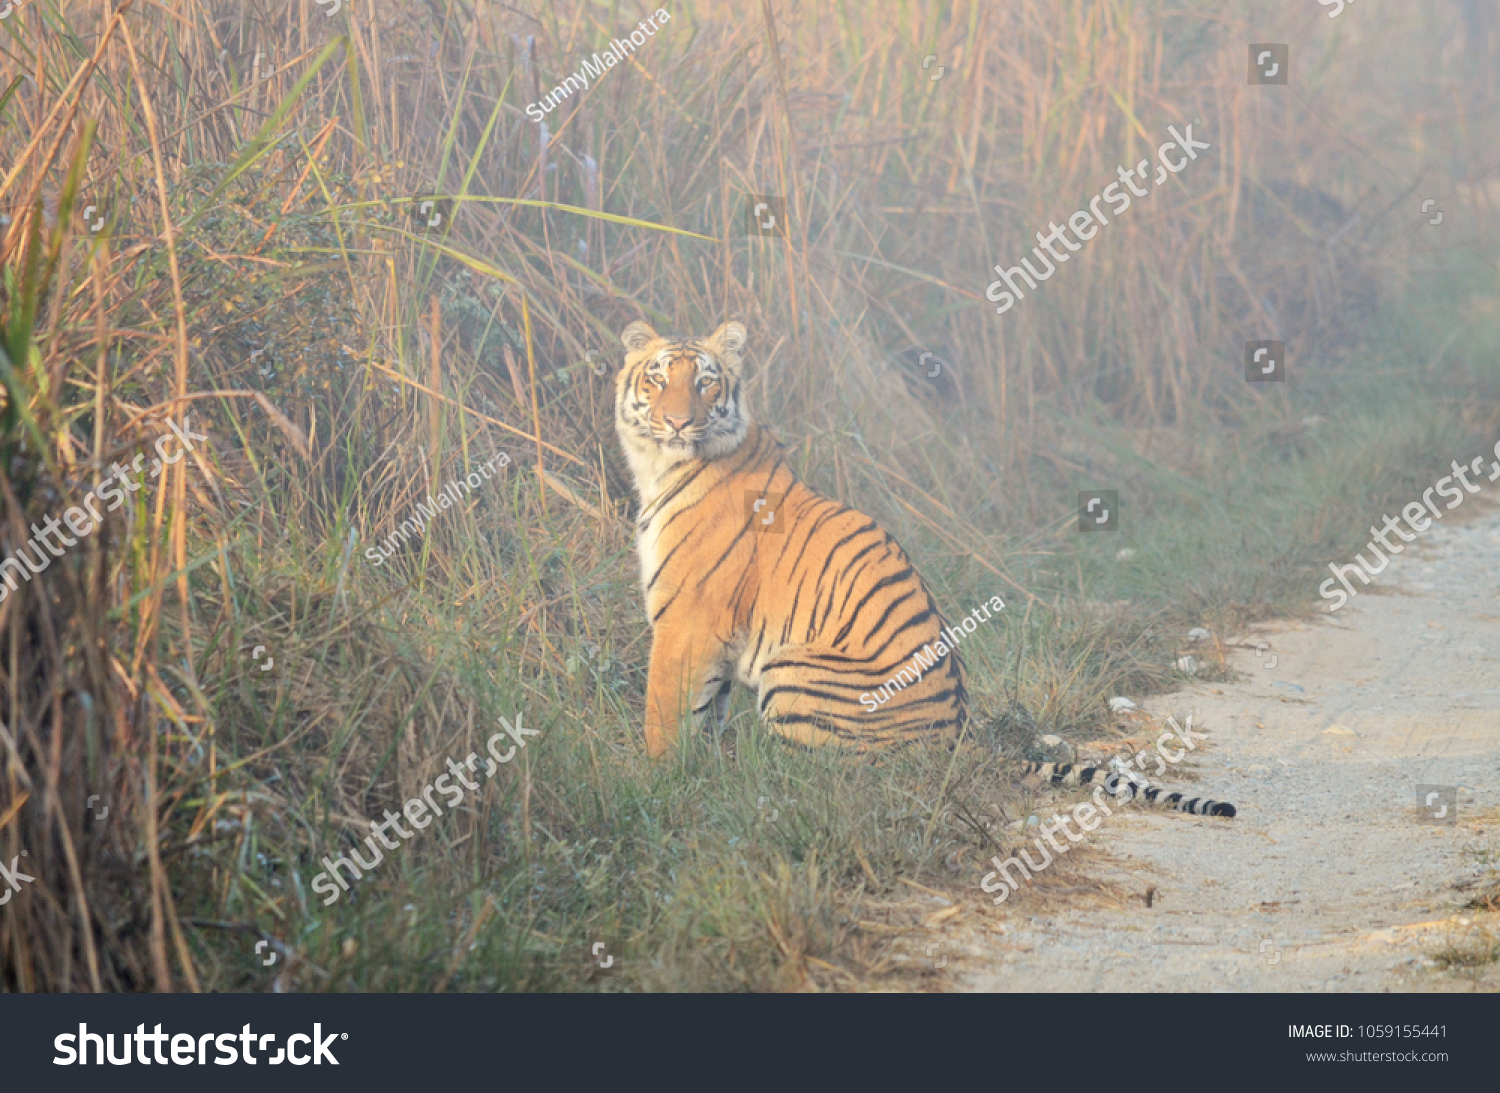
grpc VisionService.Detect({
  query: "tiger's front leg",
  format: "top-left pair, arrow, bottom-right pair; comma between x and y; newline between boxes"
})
643,624 -> 727,758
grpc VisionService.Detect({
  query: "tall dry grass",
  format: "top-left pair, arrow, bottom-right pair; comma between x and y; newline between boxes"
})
2,0 -> 1498,990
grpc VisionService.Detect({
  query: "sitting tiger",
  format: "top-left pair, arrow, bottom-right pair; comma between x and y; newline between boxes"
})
614,319 -> 967,757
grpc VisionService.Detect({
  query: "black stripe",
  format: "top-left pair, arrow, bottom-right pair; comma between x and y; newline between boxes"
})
807,576 -> 831,643
640,461 -> 709,526
911,685 -> 962,708
817,537 -> 882,632
664,443 -> 776,538
793,636 -> 946,669
646,530 -> 693,592
692,452 -> 783,591
759,652 -> 953,689
759,683 -> 873,711
837,584 -> 917,650
764,493 -> 819,574
831,542 -> 898,634
809,525 -> 880,636
651,588 -> 681,624
755,451 -> 787,498
697,517 -> 756,590
785,569 -> 811,639
810,520 -> 878,603
760,712 -> 867,740
866,684 -> 963,711
655,491 -> 711,536
747,619 -> 768,674
757,669 -> 924,693
724,559 -> 756,620
875,605 -> 937,656
779,502 -> 846,583
832,571 -> 913,646
691,680 -> 730,716
767,711 -> 956,741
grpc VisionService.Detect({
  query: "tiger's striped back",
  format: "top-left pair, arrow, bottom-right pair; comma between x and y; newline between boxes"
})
615,320 -> 968,757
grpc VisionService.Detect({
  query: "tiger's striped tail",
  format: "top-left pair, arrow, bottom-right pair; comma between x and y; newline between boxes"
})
1019,760 -> 1237,818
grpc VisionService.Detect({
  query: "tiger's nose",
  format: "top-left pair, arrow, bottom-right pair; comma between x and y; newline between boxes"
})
663,414 -> 692,432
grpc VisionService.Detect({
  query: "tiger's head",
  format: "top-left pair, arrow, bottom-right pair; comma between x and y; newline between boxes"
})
614,320 -> 749,482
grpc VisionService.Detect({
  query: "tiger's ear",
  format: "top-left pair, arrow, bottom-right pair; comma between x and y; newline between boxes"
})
706,321 -> 746,372
620,321 -> 659,352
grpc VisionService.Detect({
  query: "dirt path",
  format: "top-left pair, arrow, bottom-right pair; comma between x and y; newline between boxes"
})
961,504 -> 1500,992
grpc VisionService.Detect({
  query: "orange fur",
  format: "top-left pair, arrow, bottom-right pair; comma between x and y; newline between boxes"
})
615,321 -> 968,757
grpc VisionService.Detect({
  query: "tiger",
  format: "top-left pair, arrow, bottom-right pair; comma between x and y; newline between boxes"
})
613,319 -> 968,758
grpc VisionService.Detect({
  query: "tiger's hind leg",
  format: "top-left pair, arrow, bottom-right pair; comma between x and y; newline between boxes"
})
755,644 -> 960,752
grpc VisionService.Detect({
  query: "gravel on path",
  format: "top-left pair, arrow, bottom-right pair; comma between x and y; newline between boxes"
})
961,505 -> 1500,992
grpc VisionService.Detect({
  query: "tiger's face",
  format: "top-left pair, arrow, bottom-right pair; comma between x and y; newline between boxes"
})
614,321 -> 748,476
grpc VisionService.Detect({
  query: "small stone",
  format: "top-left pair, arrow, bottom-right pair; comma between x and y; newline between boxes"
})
1187,627 -> 1210,642
1109,696 -> 1137,713
1030,733 -> 1073,763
